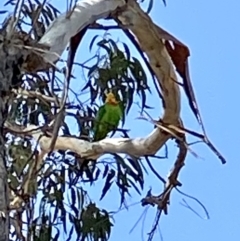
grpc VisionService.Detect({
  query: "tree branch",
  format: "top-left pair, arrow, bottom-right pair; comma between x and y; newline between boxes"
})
39,0 -> 126,63
5,123 -> 169,159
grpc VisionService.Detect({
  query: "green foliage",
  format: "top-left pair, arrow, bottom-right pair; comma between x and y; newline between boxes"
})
85,37 -> 150,113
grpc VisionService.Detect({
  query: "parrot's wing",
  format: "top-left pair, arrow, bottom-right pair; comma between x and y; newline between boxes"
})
113,105 -> 122,125
94,105 -> 106,131
118,103 -> 124,119
107,105 -> 122,138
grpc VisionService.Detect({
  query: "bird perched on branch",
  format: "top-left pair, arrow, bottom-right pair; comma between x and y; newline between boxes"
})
93,92 -> 123,141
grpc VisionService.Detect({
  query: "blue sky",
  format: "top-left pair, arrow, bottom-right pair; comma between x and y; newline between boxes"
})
1,0 -> 240,240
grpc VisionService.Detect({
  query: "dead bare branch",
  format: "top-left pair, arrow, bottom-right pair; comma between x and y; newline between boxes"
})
12,88 -> 60,106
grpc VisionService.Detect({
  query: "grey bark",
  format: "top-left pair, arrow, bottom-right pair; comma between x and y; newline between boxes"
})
0,29 -> 25,241
0,99 -> 9,241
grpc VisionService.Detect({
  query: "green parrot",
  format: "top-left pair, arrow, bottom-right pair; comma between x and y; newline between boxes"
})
93,92 -> 123,141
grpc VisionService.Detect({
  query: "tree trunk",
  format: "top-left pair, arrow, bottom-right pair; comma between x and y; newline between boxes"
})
0,53 -> 10,241
0,30 -> 25,241
0,95 -> 9,241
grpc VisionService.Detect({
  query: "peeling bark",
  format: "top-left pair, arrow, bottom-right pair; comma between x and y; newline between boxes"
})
39,0 -> 126,63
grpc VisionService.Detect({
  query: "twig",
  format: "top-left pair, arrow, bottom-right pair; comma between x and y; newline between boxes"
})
176,187 -> 210,219
7,0 -> 24,37
145,156 -> 166,184
4,121 -> 47,136
180,199 -> 208,220
163,121 -> 226,164
140,120 -> 187,241
28,1 -> 47,40
138,114 -> 199,159
48,44 -> 73,152
129,206 -> 149,234
147,209 -> 162,241
12,88 -> 60,106
159,124 -> 187,214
